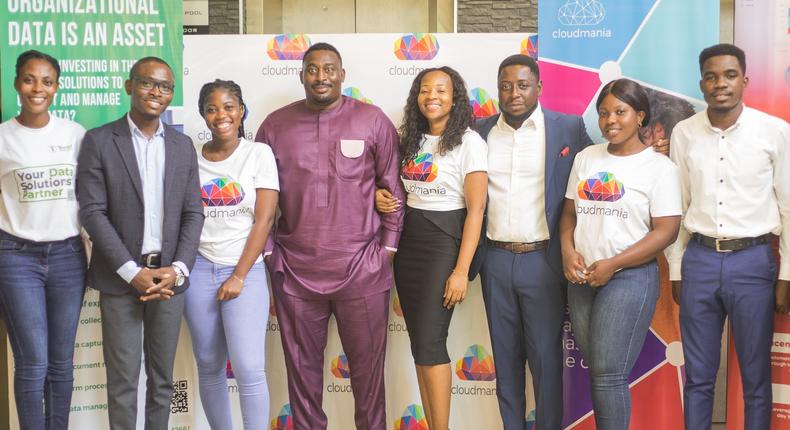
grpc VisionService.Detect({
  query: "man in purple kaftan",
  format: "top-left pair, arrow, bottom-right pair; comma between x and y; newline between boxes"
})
255,42 -> 405,430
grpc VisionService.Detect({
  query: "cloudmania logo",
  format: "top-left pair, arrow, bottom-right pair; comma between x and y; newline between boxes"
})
394,33 -> 439,60
394,404 -> 429,430
455,344 -> 496,381
521,35 -> 538,58
201,177 -> 245,207
331,353 -> 350,379
267,34 -> 311,60
342,87 -> 373,104
270,404 -> 293,430
469,87 -> 499,119
577,171 -> 625,202
401,153 -> 438,182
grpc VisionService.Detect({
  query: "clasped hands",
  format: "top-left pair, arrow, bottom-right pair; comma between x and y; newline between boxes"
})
562,249 -> 617,288
131,267 -> 178,302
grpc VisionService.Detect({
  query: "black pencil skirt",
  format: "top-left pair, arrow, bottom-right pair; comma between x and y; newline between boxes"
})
394,207 -> 465,365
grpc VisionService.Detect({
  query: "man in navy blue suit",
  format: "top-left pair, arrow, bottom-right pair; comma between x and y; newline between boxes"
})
471,54 -> 592,430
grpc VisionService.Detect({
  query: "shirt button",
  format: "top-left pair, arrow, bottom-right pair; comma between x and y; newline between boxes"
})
720,135 -> 725,139
719,224 -> 723,227
720,157 -> 724,161
719,179 -> 724,183
719,202 -> 722,205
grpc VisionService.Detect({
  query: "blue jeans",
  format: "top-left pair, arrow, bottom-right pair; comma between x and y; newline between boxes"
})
184,255 -> 270,430
567,261 -> 659,430
0,230 -> 86,430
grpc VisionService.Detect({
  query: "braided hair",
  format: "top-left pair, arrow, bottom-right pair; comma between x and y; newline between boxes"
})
198,79 -> 248,139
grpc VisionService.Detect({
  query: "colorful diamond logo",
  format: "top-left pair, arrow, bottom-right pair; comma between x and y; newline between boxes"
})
577,171 -> 625,202
267,34 -> 311,60
201,177 -> 245,207
394,33 -> 439,60
331,353 -> 350,379
393,404 -> 429,430
270,404 -> 293,430
393,294 -> 403,317
469,87 -> 499,119
521,35 -> 538,58
401,153 -> 438,182
342,87 -> 373,104
226,359 -> 234,379
455,344 -> 496,381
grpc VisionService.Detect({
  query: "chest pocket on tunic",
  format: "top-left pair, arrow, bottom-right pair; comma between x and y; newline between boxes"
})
335,139 -> 366,182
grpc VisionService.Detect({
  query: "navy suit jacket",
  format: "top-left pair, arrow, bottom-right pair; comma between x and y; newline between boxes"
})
469,109 -> 593,280
77,116 -> 204,295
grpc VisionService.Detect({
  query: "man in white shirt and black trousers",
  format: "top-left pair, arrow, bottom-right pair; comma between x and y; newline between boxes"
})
667,43 -> 790,430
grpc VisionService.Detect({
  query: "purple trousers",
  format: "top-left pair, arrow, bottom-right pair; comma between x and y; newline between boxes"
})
680,240 -> 775,430
272,281 -> 389,430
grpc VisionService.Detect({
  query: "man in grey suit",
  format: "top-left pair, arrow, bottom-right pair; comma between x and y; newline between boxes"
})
77,57 -> 203,430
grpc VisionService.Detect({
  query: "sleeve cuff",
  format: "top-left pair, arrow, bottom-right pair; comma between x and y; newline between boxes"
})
117,261 -> 141,284
668,262 -> 682,281
263,251 -> 273,257
779,262 -> 790,281
172,261 -> 190,277
385,247 -> 397,253
380,228 -> 401,250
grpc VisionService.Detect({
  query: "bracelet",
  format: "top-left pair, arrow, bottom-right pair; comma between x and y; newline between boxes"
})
231,273 -> 245,283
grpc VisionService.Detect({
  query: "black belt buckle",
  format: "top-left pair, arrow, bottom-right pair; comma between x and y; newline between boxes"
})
141,252 -> 161,268
715,238 -> 733,253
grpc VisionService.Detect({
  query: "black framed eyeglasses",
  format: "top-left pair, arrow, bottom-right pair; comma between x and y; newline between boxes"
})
133,76 -> 175,95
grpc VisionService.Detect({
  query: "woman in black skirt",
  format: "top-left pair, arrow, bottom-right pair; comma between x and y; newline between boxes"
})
377,66 -> 487,430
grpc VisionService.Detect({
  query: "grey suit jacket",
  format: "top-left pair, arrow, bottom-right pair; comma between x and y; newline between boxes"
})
77,116 -> 204,295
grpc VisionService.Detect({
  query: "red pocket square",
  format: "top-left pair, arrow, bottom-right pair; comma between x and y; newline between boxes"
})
559,146 -> 570,158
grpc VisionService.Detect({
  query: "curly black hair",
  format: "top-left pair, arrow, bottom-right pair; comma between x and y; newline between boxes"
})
198,79 -> 247,139
399,66 -> 474,164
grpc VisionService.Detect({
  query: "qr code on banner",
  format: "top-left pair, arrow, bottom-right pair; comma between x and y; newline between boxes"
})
170,380 -> 188,414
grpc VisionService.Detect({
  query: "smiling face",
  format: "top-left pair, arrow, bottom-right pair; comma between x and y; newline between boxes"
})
498,64 -> 541,122
125,60 -> 174,121
14,58 -> 58,119
201,88 -> 243,143
301,49 -> 345,111
417,70 -> 454,134
597,93 -> 645,147
700,54 -> 748,115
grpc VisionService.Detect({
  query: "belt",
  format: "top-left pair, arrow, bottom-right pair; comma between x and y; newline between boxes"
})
490,240 -> 548,254
140,252 -> 162,268
691,233 -> 773,253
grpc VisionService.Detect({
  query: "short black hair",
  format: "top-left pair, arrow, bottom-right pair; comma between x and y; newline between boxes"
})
16,50 -> 60,80
497,54 -> 540,80
302,42 -> 342,65
596,78 -> 651,126
129,56 -> 172,80
699,43 -> 746,74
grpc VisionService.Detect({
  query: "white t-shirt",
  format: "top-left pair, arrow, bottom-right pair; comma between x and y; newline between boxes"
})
565,143 -> 681,265
198,139 -> 279,265
401,129 -> 488,211
0,116 -> 84,241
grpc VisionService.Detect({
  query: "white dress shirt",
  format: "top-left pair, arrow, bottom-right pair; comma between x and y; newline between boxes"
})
486,105 -> 550,242
117,114 -> 188,283
666,107 -> 790,280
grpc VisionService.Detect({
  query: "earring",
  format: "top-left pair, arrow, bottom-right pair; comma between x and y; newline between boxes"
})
637,119 -> 643,127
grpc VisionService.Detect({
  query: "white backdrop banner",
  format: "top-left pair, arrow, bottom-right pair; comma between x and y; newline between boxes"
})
7,33 -> 536,430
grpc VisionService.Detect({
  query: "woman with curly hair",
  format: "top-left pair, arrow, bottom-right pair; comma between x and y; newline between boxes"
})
378,66 -> 487,430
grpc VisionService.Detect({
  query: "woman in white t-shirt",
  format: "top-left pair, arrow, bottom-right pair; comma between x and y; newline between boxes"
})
559,79 -> 682,430
183,80 -> 279,429
0,50 -> 87,428
378,67 -> 487,430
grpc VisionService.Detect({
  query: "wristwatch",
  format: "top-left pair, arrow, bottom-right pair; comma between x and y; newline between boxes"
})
173,266 -> 185,287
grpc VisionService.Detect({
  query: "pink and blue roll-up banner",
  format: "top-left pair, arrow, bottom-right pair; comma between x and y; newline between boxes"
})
727,2 -> 790,429
537,1 -> 720,428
